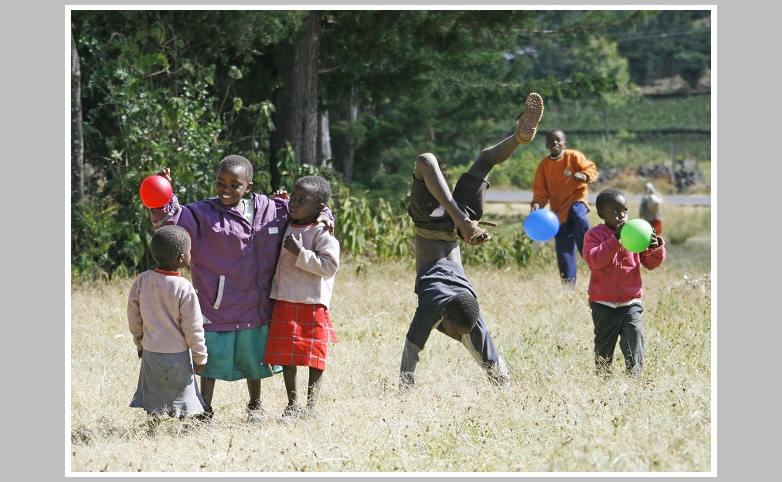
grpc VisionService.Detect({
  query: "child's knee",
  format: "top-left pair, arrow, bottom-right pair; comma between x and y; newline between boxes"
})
417,153 -> 438,169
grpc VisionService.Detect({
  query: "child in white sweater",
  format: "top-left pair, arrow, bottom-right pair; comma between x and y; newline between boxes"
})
127,225 -> 208,433
263,176 -> 340,419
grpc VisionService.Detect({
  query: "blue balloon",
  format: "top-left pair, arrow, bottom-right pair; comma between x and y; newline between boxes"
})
523,209 -> 560,242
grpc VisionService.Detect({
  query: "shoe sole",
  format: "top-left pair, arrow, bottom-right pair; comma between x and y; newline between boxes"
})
454,219 -> 491,246
516,93 -> 544,144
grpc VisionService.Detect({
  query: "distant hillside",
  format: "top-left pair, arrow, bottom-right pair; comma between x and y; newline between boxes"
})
541,92 -> 711,136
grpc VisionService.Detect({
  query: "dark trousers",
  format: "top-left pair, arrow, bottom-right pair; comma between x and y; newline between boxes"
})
554,202 -> 590,284
589,302 -> 645,376
434,312 -> 511,387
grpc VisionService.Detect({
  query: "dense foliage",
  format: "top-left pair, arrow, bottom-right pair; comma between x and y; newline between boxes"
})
70,9 -> 711,279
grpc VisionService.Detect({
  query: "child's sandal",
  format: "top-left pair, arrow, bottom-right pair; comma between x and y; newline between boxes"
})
515,93 -> 544,144
454,219 -> 494,246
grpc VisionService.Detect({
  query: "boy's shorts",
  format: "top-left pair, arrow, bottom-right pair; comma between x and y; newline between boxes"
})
407,172 -> 489,241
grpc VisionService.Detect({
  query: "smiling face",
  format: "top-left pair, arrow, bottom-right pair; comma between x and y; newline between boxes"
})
545,130 -> 567,160
215,165 -> 252,207
288,183 -> 324,224
597,194 -> 628,230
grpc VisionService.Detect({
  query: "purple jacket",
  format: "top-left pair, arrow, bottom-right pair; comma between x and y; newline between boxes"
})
152,193 -> 290,332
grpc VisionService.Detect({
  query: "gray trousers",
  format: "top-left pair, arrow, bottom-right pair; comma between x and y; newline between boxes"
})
459,319 -> 511,388
589,302 -> 645,376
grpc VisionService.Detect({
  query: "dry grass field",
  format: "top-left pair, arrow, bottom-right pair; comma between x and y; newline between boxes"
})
69,203 -> 712,474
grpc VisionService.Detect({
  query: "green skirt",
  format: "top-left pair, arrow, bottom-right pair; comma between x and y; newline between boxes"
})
199,326 -> 282,381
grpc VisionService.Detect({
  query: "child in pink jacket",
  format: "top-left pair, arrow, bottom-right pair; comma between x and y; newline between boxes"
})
582,188 -> 666,377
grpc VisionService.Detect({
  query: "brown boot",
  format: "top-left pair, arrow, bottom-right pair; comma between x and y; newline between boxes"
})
515,93 -> 544,144
453,219 -> 495,246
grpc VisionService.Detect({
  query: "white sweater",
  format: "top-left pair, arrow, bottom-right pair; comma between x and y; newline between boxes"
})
270,223 -> 340,309
127,269 -> 208,365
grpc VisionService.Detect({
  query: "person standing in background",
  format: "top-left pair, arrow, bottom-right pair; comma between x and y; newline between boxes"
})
639,182 -> 664,235
530,129 -> 598,288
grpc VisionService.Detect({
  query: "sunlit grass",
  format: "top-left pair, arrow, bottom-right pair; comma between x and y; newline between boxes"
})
70,204 -> 712,473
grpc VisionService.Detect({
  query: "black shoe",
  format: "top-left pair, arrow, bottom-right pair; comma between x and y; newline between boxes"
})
194,405 -> 213,423
246,399 -> 265,423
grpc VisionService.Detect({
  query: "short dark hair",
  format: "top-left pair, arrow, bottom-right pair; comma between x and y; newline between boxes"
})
218,154 -> 254,181
546,129 -> 566,139
444,292 -> 480,331
595,188 -> 625,211
295,175 -> 332,205
150,225 -> 190,267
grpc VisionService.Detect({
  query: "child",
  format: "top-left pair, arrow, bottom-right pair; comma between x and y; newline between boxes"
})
530,129 -> 598,287
151,156 -> 333,423
582,188 -> 666,377
399,92 -> 545,389
127,225 -> 208,433
639,182 -> 664,235
264,175 -> 340,419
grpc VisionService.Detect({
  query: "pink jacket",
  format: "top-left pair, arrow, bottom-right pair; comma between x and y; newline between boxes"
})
127,269 -> 208,365
583,224 -> 666,303
270,223 -> 340,309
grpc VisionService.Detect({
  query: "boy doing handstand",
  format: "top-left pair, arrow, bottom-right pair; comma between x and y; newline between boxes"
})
400,93 -> 544,389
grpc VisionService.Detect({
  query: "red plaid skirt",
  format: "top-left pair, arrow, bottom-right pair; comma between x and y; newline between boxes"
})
263,301 -> 337,370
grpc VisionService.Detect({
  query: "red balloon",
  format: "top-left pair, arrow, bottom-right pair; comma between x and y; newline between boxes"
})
139,175 -> 172,208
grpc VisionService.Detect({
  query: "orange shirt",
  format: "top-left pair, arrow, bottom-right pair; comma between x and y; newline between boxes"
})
531,149 -> 598,224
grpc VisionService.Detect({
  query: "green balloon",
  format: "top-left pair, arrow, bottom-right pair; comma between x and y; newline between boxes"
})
620,219 -> 653,253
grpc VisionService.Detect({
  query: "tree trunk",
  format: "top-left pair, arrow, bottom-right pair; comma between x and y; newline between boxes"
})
331,86 -> 358,183
71,29 -> 84,203
317,109 -> 332,168
269,11 -> 321,190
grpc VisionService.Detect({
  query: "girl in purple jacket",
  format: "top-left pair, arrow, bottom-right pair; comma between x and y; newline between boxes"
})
151,155 -> 332,422
582,188 -> 666,377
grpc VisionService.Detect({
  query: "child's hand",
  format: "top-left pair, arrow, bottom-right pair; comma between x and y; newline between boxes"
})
283,232 -> 303,256
530,202 -> 541,212
614,221 -> 625,239
193,363 -> 205,375
573,172 -> 587,182
273,189 -> 289,200
649,229 -> 660,249
317,211 -> 335,235
159,168 -> 172,183
137,349 -> 143,359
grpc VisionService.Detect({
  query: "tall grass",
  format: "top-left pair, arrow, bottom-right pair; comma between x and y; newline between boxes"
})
69,204 -> 712,473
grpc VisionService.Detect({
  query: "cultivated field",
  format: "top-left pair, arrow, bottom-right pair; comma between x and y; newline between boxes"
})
69,203 -> 712,474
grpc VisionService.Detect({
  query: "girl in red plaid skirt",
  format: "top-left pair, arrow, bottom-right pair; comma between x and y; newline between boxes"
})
264,176 -> 340,419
